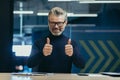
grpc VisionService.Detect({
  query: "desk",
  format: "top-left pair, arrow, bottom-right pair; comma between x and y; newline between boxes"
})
0,73 -> 120,80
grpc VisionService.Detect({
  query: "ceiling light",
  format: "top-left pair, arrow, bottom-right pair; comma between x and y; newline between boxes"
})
37,13 -> 48,16
68,24 -> 96,27
37,12 -> 97,17
48,0 -> 78,1
13,11 -> 34,14
68,13 -> 98,17
79,0 -> 120,3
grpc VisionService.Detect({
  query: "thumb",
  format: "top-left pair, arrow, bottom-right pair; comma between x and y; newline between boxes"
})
46,37 -> 50,44
67,39 -> 71,44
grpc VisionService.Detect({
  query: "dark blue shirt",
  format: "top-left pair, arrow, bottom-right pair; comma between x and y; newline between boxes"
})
27,32 -> 85,73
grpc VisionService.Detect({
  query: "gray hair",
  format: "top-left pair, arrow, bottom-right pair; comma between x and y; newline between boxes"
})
48,7 -> 67,21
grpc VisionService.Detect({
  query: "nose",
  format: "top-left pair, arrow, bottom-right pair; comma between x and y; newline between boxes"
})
54,23 -> 59,28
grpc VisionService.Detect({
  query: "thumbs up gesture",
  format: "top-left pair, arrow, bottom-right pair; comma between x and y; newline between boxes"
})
65,39 -> 73,56
43,37 -> 53,56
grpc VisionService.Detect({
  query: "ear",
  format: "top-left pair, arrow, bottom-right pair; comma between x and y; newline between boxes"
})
65,20 -> 68,25
65,20 -> 67,24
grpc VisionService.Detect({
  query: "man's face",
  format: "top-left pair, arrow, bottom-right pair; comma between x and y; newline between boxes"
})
48,14 -> 67,36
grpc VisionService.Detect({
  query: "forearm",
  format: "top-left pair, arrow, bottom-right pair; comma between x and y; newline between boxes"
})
27,49 -> 44,68
72,53 -> 85,68
27,53 -> 40,68
72,47 -> 85,68
27,41 -> 44,68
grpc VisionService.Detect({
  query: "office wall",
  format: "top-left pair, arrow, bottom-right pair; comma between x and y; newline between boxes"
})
71,6 -> 120,73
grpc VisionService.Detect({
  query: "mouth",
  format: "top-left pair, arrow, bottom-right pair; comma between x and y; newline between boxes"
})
52,28 -> 60,33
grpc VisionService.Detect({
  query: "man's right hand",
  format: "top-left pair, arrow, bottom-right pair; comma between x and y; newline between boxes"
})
43,37 -> 53,56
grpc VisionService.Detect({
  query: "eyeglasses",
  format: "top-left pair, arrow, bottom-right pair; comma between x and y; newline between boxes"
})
49,21 -> 65,27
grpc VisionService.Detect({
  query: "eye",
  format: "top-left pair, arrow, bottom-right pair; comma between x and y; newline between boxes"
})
49,21 -> 65,27
57,22 -> 64,26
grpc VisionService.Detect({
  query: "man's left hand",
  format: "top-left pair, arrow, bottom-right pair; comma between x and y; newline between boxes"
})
65,39 -> 73,56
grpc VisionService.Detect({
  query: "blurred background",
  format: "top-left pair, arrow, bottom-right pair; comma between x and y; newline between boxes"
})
0,0 -> 120,73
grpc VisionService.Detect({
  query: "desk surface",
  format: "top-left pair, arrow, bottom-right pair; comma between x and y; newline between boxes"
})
0,73 -> 120,80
